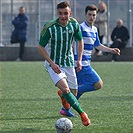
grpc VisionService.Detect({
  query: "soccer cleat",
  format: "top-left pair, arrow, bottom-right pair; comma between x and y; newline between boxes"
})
80,112 -> 91,126
57,90 -> 70,110
60,107 -> 77,117
60,109 -> 67,116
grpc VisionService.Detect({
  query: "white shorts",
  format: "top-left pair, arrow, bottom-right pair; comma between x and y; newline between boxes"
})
46,66 -> 78,90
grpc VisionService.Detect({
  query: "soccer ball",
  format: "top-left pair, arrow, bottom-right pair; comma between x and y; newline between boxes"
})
55,118 -> 73,133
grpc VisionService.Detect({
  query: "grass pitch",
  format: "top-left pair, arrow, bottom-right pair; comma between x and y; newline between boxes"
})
0,62 -> 132,133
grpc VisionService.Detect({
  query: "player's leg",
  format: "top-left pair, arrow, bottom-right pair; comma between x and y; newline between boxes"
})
61,75 -> 103,117
60,107 -> 77,117
76,66 -> 102,99
77,79 -> 103,99
58,89 -> 70,110
58,67 -> 78,111
47,67 -> 90,126
60,66 -> 102,117
94,79 -> 103,90
46,67 -> 70,109
57,78 -> 90,126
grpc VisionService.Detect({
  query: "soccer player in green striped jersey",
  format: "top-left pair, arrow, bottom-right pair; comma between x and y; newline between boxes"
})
38,1 -> 90,126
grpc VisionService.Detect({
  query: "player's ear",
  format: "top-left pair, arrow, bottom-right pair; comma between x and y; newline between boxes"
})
69,11 -> 72,16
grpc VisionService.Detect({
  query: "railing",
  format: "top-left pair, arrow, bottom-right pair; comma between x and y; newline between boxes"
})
0,0 -> 132,46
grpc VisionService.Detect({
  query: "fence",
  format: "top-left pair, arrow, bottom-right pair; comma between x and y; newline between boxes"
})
0,0 -> 132,46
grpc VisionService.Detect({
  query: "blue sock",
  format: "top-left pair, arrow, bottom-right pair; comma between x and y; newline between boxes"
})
78,83 -> 95,93
76,93 -> 82,100
76,83 -> 95,99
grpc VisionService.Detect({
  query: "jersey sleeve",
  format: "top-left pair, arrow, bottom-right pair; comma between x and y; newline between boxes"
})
39,24 -> 51,47
94,32 -> 101,46
73,21 -> 83,41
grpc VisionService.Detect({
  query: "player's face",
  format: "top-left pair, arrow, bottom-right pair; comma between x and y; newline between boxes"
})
85,10 -> 97,26
57,7 -> 72,26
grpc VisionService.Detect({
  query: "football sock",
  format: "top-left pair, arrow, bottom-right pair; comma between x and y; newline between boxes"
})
76,84 -> 95,100
62,92 -> 83,114
78,83 -> 95,93
76,93 -> 83,100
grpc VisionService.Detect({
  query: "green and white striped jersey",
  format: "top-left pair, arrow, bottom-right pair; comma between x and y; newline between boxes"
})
39,17 -> 82,67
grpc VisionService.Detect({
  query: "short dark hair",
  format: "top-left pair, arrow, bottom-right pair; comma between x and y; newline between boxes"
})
85,5 -> 98,14
19,6 -> 25,10
57,1 -> 70,9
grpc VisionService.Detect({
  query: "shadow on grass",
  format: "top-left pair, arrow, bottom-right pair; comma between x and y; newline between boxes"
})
0,128 -> 56,133
0,97 -> 58,102
81,95 -> 132,101
0,115 -> 59,121
2,95 -> 132,103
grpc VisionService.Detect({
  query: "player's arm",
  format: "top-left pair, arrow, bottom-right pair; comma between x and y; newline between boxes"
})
95,32 -> 120,55
38,44 -> 53,65
38,25 -> 61,74
76,39 -> 84,72
96,44 -> 120,55
73,21 -> 84,72
38,45 -> 61,74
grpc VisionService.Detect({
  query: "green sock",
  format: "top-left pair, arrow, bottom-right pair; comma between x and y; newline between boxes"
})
62,92 -> 83,114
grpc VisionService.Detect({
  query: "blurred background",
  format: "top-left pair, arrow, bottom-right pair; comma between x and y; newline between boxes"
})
0,0 -> 132,47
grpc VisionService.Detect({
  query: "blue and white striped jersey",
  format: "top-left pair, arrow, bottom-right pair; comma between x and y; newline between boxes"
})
74,22 -> 100,67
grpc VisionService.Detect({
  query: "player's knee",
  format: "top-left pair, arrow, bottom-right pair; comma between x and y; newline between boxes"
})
94,80 -> 103,90
61,88 -> 71,94
70,89 -> 78,97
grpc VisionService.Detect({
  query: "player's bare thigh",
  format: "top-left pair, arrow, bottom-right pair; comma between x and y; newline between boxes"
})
56,78 -> 70,94
56,78 -> 78,96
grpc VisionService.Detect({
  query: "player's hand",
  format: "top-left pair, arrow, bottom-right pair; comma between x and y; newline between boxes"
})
111,48 -> 120,55
76,60 -> 82,72
50,63 -> 61,74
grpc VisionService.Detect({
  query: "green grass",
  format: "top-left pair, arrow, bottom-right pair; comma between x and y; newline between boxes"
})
0,62 -> 132,133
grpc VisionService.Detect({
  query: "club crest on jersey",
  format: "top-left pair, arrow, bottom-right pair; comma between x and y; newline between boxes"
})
63,30 -> 66,34
69,30 -> 72,33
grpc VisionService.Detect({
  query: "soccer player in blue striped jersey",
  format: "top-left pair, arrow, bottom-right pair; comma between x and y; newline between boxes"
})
60,5 -> 120,117
38,1 -> 90,126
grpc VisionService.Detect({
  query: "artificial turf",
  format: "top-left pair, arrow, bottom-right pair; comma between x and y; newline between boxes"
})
0,62 -> 132,133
